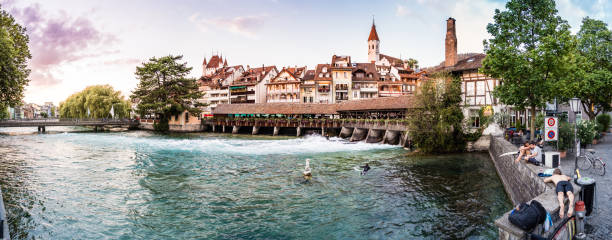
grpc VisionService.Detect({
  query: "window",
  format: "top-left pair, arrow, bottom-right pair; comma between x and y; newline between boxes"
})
471,116 -> 480,128
175,115 -> 178,121
303,97 -> 307,102
344,72 -> 347,78
309,97 -> 313,102
335,72 -> 338,78
185,112 -> 189,122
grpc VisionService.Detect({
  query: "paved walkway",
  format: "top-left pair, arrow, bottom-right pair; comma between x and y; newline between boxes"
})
558,133 -> 612,239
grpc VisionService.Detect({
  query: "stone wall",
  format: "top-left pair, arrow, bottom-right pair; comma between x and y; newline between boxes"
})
489,137 -> 581,239
0,188 -> 9,240
139,122 -> 206,132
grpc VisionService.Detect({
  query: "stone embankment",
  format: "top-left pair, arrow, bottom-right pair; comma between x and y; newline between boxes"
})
487,136 -> 581,239
1,188 -> 9,240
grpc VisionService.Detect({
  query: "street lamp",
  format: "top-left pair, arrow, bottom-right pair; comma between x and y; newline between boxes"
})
569,98 -> 581,173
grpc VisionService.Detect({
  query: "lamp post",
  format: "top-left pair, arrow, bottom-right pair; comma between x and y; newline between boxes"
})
570,98 -> 581,172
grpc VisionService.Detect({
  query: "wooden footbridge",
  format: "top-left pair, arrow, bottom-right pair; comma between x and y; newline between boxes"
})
0,118 -> 138,132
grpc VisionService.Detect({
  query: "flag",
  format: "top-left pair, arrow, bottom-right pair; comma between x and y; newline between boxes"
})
87,108 -> 90,117
110,105 -> 115,118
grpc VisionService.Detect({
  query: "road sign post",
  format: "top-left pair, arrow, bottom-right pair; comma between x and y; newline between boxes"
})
544,117 -> 558,141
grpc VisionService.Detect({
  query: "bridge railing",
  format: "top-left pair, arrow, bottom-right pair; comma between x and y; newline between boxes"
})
0,118 -> 137,124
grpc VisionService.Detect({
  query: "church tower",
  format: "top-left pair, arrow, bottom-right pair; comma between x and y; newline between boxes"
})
367,19 -> 380,64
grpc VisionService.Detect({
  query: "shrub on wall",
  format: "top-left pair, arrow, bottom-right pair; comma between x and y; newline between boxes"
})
596,114 -> 610,132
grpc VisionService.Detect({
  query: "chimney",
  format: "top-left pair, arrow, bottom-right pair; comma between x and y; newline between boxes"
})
445,17 -> 457,67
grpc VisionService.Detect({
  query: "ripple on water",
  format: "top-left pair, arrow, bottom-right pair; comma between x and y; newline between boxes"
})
0,130 -> 511,239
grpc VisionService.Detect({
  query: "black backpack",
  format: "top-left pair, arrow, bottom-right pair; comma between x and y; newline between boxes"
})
508,200 -> 547,231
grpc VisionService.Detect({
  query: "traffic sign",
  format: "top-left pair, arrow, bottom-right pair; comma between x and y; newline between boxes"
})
544,117 -> 558,141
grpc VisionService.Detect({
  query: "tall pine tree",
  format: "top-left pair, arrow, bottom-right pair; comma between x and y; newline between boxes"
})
482,0 -> 575,140
131,55 -> 203,131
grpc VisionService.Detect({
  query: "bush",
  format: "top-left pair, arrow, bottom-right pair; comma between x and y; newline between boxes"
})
577,120 -> 598,147
596,114 -> 610,132
558,121 -> 574,151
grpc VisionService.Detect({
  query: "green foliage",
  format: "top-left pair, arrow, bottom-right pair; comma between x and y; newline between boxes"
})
408,73 -> 465,153
0,102 -> 8,119
40,112 -> 48,118
558,121 -> 574,151
577,120 -> 598,146
0,6 -> 31,107
558,18 -> 612,119
535,113 -> 546,131
59,85 -> 131,118
50,106 -> 56,117
130,55 -> 203,131
404,58 -> 419,69
154,118 -> 169,132
596,114 -> 610,132
482,0 -> 575,141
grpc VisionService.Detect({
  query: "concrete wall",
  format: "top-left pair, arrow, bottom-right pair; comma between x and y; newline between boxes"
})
489,137 -> 581,239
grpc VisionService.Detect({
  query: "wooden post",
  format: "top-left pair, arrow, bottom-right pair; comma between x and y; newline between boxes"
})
273,126 -> 280,136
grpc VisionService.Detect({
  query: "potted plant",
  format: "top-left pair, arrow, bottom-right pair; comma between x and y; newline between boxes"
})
557,121 -> 573,158
577,120 -> 598,148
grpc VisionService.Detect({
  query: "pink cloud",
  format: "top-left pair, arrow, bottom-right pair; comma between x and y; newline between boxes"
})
8,3 -> 118,86
189,13 -> 267,39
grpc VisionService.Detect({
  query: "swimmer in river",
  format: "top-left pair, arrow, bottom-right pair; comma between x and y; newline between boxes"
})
303,159 -> 312,177
360,163 -> 370,175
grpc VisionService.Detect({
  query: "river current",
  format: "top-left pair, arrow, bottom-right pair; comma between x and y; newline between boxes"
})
0,127 -> 511,239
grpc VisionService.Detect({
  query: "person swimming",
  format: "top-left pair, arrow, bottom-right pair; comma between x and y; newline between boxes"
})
360,163 -> 371,175
303,159 -> 312,177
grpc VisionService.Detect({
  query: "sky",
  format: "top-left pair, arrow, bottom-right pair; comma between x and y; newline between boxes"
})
1,0 -> 610,105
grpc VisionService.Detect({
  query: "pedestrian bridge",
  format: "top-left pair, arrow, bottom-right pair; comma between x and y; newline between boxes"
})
0,118 -> 138,132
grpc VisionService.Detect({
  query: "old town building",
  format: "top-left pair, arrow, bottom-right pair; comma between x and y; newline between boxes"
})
231,65 -> 278,104
313,64 -> 333,104
266,67 -> 305,103
330,55 -> 352,103
300,70 -> 316,103
426,17 -> 502,129
351,63 -> 379,100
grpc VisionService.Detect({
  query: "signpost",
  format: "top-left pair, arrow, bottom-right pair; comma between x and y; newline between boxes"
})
545,117 -> 558,141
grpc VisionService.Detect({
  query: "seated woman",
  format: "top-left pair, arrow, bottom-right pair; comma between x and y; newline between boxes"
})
515,142 -> 531,163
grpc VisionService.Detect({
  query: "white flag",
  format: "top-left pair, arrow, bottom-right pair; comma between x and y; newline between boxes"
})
87,108 -> 91,117
110,105 -> 115,118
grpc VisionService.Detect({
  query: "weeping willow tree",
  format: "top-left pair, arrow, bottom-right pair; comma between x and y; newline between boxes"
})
408,72 -> 465,153
59,85 -> 131,118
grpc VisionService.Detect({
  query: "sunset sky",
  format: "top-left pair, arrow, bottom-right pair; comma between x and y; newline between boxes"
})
1,0 -> 610,105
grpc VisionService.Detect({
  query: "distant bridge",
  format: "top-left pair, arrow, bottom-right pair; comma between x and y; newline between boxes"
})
0,118 -> 138,132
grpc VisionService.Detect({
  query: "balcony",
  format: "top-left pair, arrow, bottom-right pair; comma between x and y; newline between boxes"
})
360,87 -> 378,92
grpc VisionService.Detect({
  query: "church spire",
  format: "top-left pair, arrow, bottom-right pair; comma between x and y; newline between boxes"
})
368,19 -> 379,41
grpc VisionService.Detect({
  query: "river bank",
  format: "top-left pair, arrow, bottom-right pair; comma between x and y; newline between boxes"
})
0,129 -> 511,239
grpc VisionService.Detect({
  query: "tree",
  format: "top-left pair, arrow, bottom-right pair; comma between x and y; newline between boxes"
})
560,17 -> 612,119
0,102 -> 8,119
405,58 -> 419,69
0,6 -> 31,107
481,0 -> 575,141
130,55 -> 203,131
408,73 -> 465,153
59,85 -> 131,118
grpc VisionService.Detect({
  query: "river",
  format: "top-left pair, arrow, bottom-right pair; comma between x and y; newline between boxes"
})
0,127 -> 511,239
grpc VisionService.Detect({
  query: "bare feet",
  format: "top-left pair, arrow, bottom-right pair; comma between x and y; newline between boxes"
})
568,206 -> 574,217
559,209 -> 565,218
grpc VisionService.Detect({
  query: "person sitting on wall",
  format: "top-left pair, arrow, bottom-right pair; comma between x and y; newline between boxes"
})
525,141 -> 542,166
515,142 -> 531,163
544,169 -> 575,218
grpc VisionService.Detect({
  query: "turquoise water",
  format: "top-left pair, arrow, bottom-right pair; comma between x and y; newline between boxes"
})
0,129 -> 511,239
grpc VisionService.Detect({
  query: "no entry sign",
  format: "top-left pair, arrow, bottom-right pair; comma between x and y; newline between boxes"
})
544,117 -> 558,141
